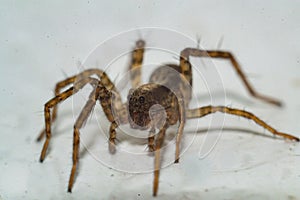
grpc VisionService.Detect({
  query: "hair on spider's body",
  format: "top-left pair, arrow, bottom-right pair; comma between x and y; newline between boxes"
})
128,83 -> 180,130
37,39 -> 299,196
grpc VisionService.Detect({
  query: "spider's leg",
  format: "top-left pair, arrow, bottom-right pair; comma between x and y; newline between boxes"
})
180,48 -> 282,107
107,103 -> 128,153
148,126 -> 155,152
186,105 -> 299,141
39,77 -> 99,162
68,82 -> 102,192
109,121 -> 118,154
153,123 -> 168,197
175,98 -> 186,163
129,40 -> 145,88
37,68 -> 117,141
52,69 -> 116,120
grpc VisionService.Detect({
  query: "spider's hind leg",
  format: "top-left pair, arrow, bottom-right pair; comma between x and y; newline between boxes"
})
128,40 -> 145,88
186,105 -> 299,141
180,48 -> 282,107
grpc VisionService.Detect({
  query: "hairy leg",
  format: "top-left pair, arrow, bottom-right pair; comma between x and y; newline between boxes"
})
68,80 -> 129,191
180,48 -> 282,106
109,121 -> 118,154
186,105 -> 299,141
37,68 -> 119,141
148,126 -> 156,152
129,40 -> 145,88
153,123 -> 168,197
175,98 -> 186,163
97,86 -> 128,153
68,83 -> 102,192
39,78 -> 99,162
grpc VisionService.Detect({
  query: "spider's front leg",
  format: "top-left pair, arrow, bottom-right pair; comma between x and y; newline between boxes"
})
37,68 -> 116,141
174,97 -> 186,163
153,122 -> 168,196
68,83 -> 101,192
152,96 -> 186,196
39,77 -> 99,162
68,79 -> 126,192
109,121 -> 118,154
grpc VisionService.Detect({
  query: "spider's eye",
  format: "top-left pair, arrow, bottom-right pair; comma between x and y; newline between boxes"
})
139,96 -> 145,104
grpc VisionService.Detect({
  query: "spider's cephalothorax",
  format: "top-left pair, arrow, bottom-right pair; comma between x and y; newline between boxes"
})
37,39 -> 299,196
127,83 -> 179,130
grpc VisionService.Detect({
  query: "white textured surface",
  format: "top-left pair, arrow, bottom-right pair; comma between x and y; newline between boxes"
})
0,1 -> 300,199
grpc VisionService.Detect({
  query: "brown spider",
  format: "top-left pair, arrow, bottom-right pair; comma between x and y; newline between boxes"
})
37,39 -> 299,196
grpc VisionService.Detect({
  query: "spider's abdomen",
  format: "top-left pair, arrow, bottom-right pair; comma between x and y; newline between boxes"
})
149,64 -> 192,107
127,83 -> 179,130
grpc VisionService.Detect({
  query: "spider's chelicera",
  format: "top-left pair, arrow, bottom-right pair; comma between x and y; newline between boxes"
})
37,39 -> 299,196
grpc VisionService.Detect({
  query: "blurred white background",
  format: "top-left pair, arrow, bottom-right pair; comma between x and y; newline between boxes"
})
0,1 -> 300,199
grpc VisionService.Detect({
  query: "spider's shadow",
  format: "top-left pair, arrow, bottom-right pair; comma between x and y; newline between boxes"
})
195,89 -> 275,108
185,126 -> 277,140
78,125 -> 280,159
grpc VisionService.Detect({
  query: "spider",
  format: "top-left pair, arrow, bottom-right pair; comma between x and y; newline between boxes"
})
37,39 -> 299,196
